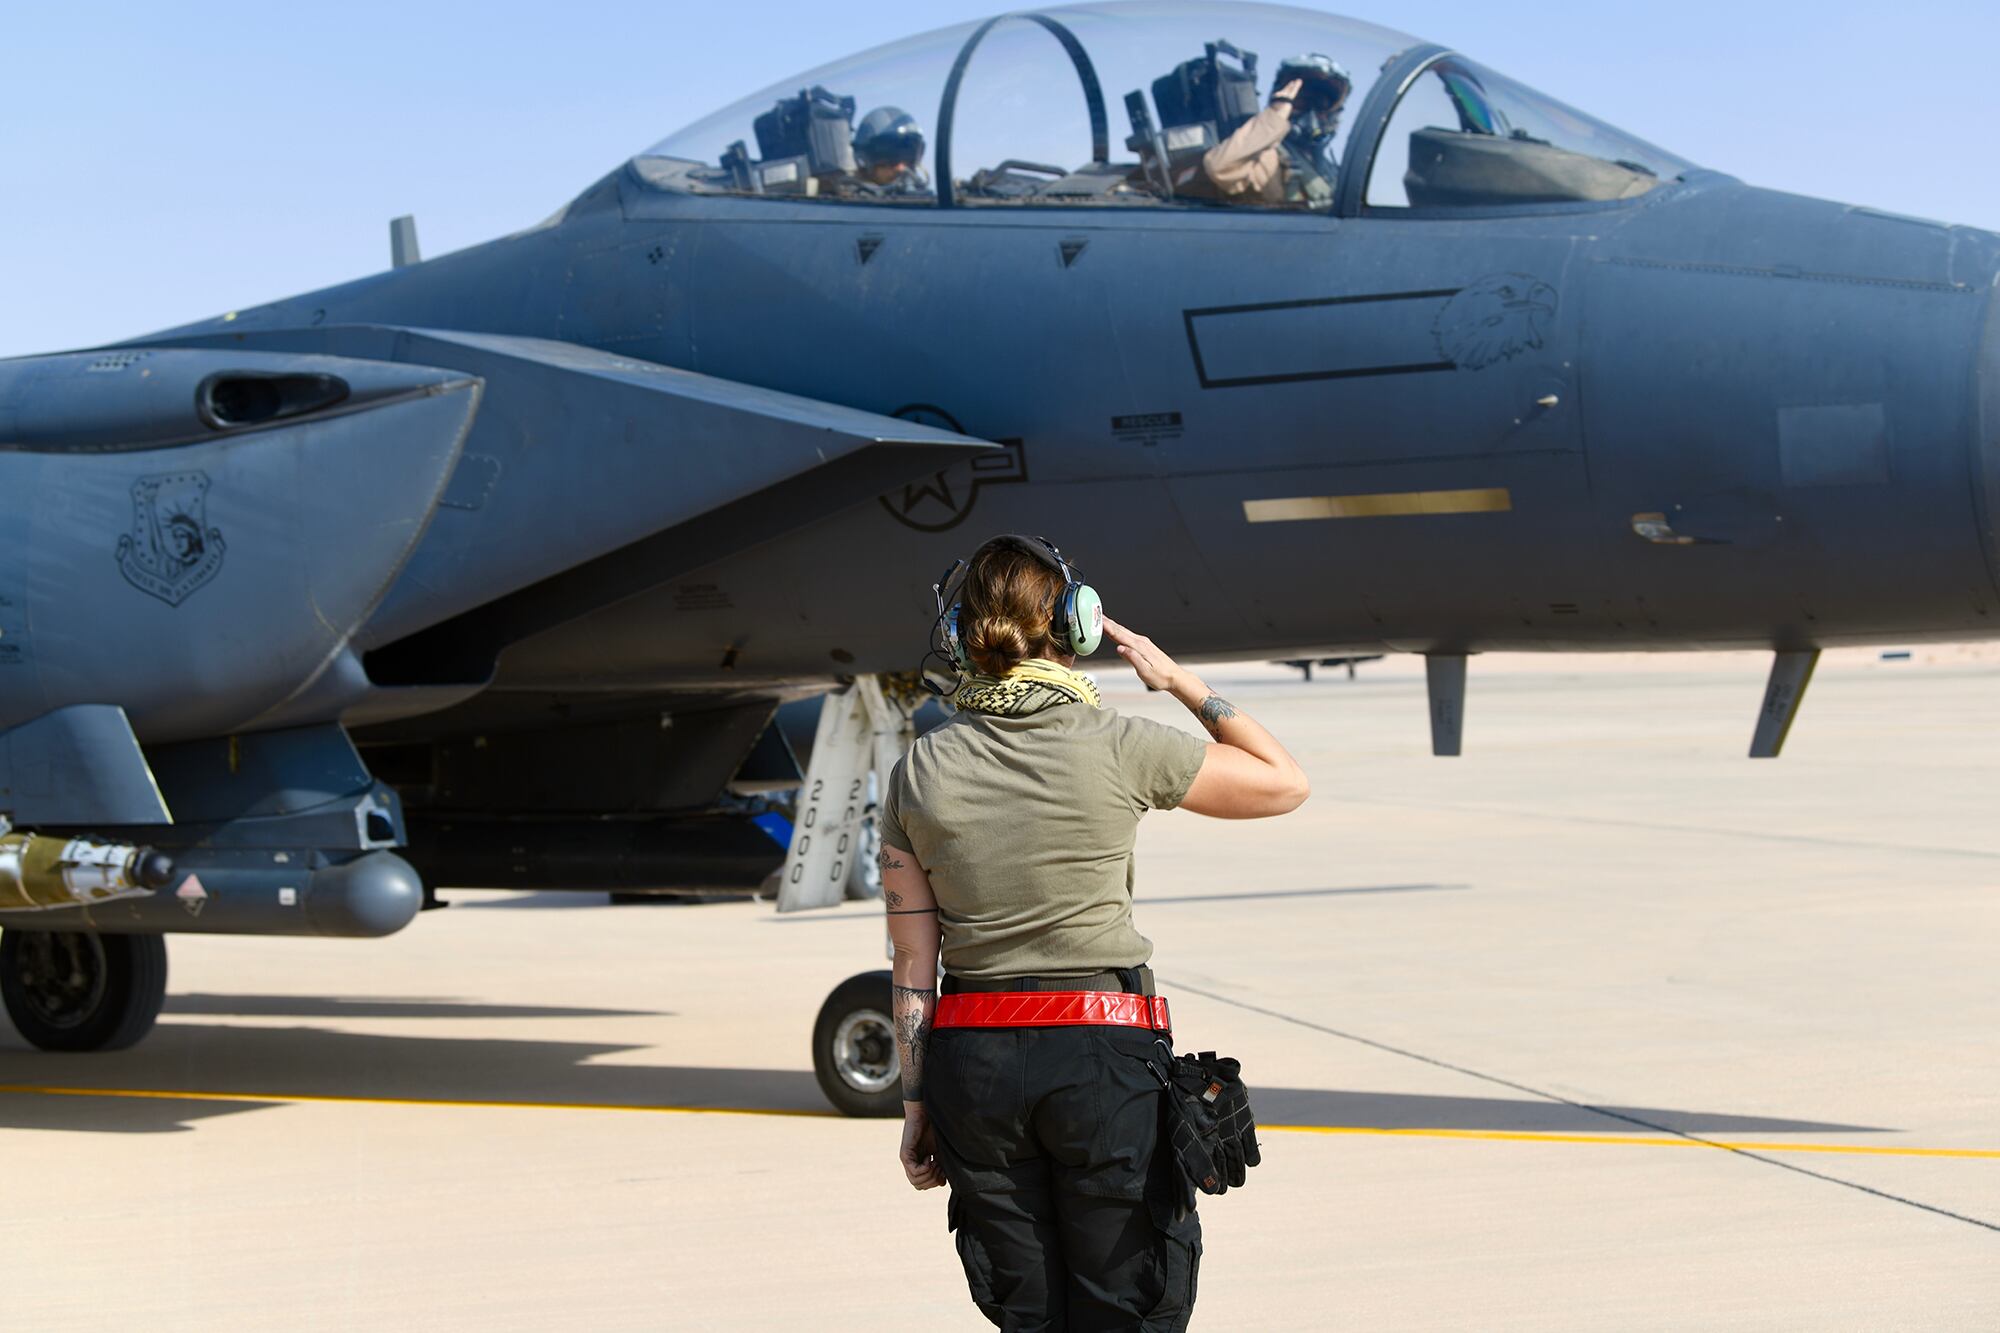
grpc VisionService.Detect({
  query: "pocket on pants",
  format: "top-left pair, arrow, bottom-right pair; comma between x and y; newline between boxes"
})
1144,1208 -> 1203,1330
947,1191 -> 1003,1323
1083,1030 -> 1173,1201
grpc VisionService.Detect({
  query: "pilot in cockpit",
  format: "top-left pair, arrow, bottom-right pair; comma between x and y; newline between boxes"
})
848,107 -> 932,198
1203,54 -> 1350,209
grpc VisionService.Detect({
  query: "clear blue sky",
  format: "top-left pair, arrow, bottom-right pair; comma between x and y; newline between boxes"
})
3,0 -> 1993,358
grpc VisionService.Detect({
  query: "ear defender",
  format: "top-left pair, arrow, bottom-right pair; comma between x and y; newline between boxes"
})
1065,583 -> 1104,656
1033,535 -> 1102,658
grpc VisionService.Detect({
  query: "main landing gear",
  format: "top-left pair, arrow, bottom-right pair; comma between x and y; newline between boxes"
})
811,970 -> 901,1117
781,678 -> 922,1117
0,929 -> 167,1052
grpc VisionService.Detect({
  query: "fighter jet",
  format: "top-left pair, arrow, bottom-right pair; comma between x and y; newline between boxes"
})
5,3 -> 1998,1115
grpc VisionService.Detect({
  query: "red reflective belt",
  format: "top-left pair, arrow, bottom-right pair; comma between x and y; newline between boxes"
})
933,991 -> 1171,1031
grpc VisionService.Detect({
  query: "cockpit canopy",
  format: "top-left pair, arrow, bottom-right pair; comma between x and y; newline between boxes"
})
639,2 -> 1690,212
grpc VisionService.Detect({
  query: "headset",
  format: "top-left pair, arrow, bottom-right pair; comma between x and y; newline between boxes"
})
924,534 -> 1103,689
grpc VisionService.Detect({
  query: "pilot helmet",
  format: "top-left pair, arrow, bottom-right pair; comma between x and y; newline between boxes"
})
854,106 -> 926,170
1274,53 -> 1352,137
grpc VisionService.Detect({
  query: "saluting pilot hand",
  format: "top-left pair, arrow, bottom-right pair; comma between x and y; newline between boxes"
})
1103,616 -> 1187,695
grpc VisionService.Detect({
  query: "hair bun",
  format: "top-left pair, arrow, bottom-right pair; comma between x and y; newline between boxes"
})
966,614 -> 1032,677
958,536 -> 1066,676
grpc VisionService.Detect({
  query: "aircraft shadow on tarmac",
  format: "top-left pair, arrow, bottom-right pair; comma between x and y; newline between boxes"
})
164,994 -> 664,1021
451,891 -> 749,909
1253,1088 -> 1880,1137
0,1019 -> 1885,1139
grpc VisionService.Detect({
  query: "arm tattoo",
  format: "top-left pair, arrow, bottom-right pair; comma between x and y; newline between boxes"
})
891,985 -> 936,1100
1196,693 -> 1239,739
886,885 -> 937,913
877,848 -> 906,873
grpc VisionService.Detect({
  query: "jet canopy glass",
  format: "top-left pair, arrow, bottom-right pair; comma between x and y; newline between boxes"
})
1363,57 -> 1691,209
639,2 -> 1690,212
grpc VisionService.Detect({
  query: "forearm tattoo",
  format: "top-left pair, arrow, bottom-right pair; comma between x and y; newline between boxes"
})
891,985 -> 936,1100
1196,693 -> 1239,739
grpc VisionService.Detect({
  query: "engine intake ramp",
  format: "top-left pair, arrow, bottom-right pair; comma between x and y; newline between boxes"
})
145,326 -> 996,682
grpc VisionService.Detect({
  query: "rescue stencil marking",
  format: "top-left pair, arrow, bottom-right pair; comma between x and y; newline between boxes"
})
1111,412 -> 1183,446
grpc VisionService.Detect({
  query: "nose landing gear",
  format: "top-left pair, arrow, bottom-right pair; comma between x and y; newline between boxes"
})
811,970 -> 901,1117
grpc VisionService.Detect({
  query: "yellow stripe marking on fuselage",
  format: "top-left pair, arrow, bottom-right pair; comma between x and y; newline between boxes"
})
1242,488 -> 1513,523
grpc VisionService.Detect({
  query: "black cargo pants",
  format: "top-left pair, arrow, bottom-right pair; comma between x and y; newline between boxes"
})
926,1019 -> 1202,1331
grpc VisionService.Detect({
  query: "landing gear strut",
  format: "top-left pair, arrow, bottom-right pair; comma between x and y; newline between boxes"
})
811,970 -> 901,1117
0,929 -> 167,1051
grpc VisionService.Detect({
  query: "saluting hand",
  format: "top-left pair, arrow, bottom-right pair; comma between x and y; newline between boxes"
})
1103,617 -> 1190,695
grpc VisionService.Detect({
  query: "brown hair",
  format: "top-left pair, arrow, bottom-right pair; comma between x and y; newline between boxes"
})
961,537 -> 1066,676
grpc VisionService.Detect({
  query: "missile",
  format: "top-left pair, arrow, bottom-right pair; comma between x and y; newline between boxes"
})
0,848 -> 421,938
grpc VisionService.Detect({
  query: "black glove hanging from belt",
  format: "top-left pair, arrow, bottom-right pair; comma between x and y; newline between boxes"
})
1146,1046 -> 1262,1207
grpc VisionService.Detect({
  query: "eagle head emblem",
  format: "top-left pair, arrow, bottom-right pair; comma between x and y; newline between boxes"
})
1434,274 -> 1558,370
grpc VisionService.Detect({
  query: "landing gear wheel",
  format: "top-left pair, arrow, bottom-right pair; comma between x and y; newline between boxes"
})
812,970 -> 901,1117
0,930 -> 168,1052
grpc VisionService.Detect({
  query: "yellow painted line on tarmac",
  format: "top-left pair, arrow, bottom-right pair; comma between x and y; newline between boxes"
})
2,1084 -> 1994,1160
1260,1124 -> 2000,1159
0,1083 -> 836,1119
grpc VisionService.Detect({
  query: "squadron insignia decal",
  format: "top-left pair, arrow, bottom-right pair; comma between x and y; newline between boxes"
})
116,472 -> 227,606
877,405 -> 1028,532
1434,274 -> 1558,370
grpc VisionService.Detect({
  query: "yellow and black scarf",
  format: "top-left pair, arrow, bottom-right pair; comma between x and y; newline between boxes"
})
951,658 -> 1102,716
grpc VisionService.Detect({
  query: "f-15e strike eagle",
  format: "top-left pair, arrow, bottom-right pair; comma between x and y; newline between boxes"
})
5,3 -> 1995,1114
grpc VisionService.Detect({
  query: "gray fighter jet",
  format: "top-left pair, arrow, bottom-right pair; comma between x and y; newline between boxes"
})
5,3 -> 1997,1115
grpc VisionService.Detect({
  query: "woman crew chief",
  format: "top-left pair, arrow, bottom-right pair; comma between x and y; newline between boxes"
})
877,534 -> 1309,1331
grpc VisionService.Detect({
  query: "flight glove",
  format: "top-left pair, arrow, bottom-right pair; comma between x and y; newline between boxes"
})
1149,1047 -> 1262,1200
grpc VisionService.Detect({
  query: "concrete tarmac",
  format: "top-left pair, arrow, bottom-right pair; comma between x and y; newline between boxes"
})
3,650 -> 1998,1329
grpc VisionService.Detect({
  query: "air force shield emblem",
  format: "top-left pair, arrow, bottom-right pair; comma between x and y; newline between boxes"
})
116,472 -> 226,607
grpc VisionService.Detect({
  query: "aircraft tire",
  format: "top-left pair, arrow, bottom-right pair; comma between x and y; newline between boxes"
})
0,929 -> 168,1052
812,970 -> 901,1117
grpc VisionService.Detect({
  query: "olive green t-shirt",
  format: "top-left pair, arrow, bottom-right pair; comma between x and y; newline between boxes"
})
877,704 -> 1208,980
